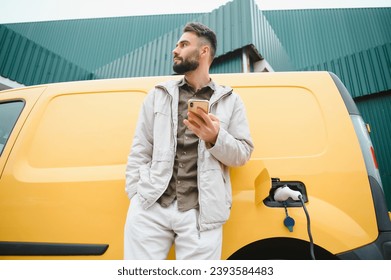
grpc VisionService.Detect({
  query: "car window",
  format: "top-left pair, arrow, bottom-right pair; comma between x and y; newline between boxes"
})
0,101 -> 25,156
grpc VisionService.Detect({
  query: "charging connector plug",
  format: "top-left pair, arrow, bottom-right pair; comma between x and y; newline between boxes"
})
274,184 -> 302,202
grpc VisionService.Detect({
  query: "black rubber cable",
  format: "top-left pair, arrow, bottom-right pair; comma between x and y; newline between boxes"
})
299,195 -> 316,260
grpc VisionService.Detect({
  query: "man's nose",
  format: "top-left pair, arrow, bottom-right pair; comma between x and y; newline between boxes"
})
172,46 -> 179,56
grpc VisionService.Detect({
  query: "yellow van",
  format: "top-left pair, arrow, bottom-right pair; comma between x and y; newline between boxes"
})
0,72 -> 390,259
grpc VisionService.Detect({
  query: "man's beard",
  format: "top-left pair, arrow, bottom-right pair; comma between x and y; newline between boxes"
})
173,51 -> 200,74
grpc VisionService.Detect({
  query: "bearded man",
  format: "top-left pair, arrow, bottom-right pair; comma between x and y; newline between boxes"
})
124,22 -> 254,260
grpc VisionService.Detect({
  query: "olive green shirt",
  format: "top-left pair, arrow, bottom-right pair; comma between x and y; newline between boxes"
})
157,78 -> 215,211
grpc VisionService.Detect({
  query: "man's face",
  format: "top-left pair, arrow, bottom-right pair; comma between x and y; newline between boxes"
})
172,32 -> 201,74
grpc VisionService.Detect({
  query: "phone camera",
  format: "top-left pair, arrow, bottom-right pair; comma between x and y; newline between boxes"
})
190,102 -> 194,107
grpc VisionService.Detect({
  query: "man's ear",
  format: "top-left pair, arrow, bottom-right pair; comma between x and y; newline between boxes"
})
201,45 -> 209,57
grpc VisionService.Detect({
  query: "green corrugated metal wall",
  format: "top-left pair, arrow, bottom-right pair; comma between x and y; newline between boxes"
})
249,2 -> 294,71
3,0 -> 294,78
0,25 -> 93,85
5,3 -> 389,88
5,13 -> 201,72
301,43 -> 391,98
210,51 -> 243,74
94,0 -> 293,77
263,8 -> 391,98
263,8 -> 391,70
94,27 -> 183,78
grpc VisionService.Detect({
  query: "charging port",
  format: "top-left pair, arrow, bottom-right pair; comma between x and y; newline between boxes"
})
263,178 -> 308,207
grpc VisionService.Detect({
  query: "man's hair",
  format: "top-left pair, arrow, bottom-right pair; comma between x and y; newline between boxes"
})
183,22 -> 217,59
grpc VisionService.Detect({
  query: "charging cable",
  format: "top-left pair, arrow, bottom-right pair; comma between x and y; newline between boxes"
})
274,185 -> 316,260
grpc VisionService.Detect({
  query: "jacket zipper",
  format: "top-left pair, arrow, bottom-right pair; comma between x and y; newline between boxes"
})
209,89 -> 233,111
196,88 -> 233,232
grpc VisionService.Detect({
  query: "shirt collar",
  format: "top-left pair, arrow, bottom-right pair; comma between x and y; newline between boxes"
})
178,77 -> 216,92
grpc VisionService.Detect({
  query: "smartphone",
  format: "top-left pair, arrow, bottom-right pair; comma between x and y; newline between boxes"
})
188,99 -> 209,115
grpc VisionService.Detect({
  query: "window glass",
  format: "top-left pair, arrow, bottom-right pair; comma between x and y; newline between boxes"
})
0,101 -> 24,156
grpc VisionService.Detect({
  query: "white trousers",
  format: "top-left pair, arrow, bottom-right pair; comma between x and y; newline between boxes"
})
124,194 -> 222,260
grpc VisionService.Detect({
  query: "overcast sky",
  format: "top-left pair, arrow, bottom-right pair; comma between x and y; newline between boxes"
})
1,0 -> 391,24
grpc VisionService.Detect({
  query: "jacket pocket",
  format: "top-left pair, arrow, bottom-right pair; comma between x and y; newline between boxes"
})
137,149 -> 173,205
199,168 -> 231,226
199,149 -> 223,171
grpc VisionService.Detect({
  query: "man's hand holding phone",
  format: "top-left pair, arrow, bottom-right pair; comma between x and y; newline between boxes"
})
184,99 -> 220,145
